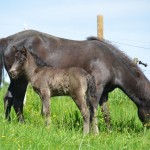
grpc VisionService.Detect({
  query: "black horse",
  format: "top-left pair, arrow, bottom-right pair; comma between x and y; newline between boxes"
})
0,30 -> 150,132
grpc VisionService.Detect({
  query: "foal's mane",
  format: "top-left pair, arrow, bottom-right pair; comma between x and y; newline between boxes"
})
28,51 -> 52,67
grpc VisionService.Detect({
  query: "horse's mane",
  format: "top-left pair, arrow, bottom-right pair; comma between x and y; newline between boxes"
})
87,37 -> 144,77
28,51 -> 52,68
87,37 -> 150,101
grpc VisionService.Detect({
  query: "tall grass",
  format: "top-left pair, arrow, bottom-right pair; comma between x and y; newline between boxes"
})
0,85 -> 149,150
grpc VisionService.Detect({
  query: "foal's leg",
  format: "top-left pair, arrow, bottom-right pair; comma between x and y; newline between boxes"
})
89,97 -> 99,134
89,99 -> 99,134
89,84 -> 104,134
72,94 -> 90,134
38,88 -> 50,126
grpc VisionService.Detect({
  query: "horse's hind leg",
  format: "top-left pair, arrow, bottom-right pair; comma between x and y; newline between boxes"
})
4,90 -> 13,121
72,94 -> 90,134
4,81 -> 16,121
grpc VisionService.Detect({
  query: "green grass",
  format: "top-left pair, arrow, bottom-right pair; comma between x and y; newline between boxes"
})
0,85 -> 150,150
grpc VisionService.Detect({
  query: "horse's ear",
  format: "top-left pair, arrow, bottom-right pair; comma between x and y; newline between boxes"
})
12,46 -> 17,53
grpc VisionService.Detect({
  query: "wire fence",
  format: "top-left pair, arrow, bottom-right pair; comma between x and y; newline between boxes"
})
109,40 -> 150,50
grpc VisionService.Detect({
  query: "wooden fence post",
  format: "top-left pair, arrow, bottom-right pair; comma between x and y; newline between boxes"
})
97,15 -> 103,39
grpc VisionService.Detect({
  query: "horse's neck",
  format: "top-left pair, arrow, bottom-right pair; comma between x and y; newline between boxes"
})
119,71 -> 150,107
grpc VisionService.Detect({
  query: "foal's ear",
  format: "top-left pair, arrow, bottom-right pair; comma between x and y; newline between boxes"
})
12,46 -> 17,53
21,46 -> 27,57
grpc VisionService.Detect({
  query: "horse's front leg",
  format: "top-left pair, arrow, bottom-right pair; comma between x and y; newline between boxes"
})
12,78 -> 28,122
38,88 -> 50,126
99,94 -> 111,129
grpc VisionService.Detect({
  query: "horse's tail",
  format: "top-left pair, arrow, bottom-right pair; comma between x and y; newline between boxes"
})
0,38 -> 7,87
86,74 -> 97,98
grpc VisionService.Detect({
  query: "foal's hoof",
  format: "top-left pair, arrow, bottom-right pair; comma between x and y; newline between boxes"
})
83,131 -> 90,135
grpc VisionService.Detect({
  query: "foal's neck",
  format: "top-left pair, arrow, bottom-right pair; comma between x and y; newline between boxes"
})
24,53 -> 40,81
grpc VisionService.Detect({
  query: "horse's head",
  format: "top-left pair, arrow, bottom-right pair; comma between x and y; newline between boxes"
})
9,46 -> 27,79
138,104 -> 150,128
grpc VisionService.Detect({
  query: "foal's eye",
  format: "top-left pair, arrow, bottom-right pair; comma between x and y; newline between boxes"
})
19,61 -> 23,64
15,56 -> 18,59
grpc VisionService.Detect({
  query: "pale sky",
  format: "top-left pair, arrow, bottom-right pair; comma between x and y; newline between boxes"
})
0,0 -> 150,81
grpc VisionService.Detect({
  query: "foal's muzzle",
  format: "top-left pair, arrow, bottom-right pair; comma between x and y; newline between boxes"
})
9,70 -> 17,79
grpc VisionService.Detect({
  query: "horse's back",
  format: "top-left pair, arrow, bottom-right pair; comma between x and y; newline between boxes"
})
4,30 -> 117,87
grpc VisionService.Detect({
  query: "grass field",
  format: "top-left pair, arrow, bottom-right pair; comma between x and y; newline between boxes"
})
0,84 -> 150,150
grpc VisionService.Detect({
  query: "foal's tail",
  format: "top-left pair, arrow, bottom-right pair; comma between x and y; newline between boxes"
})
86,74 -> 97,98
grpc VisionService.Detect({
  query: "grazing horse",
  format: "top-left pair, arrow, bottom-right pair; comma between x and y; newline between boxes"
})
0,30 -> 150,132
9,46 -> 97,134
